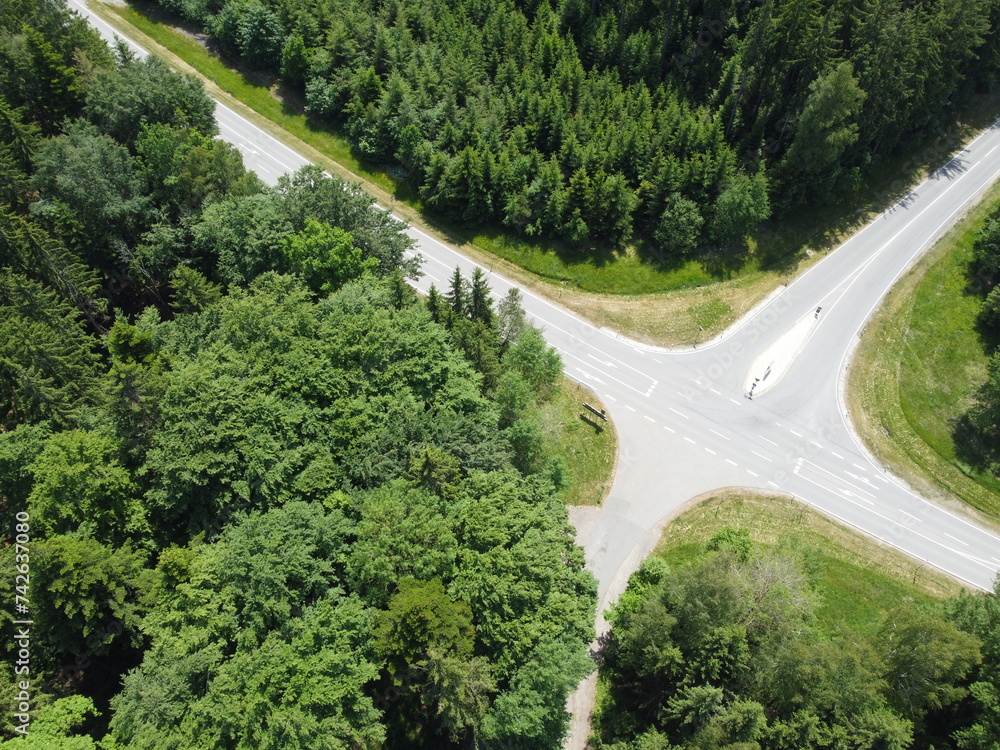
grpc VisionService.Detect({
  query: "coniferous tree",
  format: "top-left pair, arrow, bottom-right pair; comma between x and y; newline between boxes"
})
446,266 -> 468,317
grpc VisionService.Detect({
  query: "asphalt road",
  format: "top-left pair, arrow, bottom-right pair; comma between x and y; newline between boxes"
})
73,1 -> 1000,599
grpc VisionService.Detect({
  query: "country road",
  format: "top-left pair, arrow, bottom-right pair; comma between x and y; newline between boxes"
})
71,3 -> 1000,745
71,0 -> 1000,602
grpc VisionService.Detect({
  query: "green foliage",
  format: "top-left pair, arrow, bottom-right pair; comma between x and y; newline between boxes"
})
496,287 -> 528,348
168,264 -> 222,313
0,208 -> 104,323
0,12 -> 595,743
973,218 -> 1000,288
597,534 -> 1000,750
149,0 -> 1000,254
980,284 -> 1000,331
275,166 -> 417,277
108,502 -> 383,750
0,421 -> 50,514
706,527 -> 755,563
1,25 -> 83,134
30,535 -> 148,668
945,583 -> 1000,750
653,194 -> 704,261
234,1 -> 284,70
280,217 -> 378,294
375,578 -> 475,665
507,416 -> 545,474
778,62 -> 866,202
347,482 -> 458,607
0,95 -> 42,174
0,271 -> 99,429
0,695 -> 99,749
84,54 -> 216,145
112,587 -> 383,749
30,119 -> 148,265
27,429 -> 147,545
504,326 -> 563,394
599,545 -> 880,748
190,191 -> 290,285
135,123 -> 260,226
878,608 -> 981,720
709,173 -> 772,248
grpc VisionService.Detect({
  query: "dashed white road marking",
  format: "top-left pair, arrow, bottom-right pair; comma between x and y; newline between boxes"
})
794,468 -> 998,570
604,394 -> 617,402
845,471 -> 878,489
841,489 -> 874,505
945,533 -> 970,547
709,429 -> 730,440
668,407 -> 690,420
575,368 -> 606,385
831,451 -> 844,459
644,416 -> 656,423
710,388 -> 721,395
750,450 -> 773,462
726,459 -> 738,466
588,354 -> 617,368
759,436 -> 779,447
810,440 -> 823,448
767,481 -> 779,489
684,437 -> 696,444
730,398 -> 741,405
705,448 -> 717,455
624,404 -> 636,412
790,429 -> 803,437
664,425 -> 676,434
747,469 -> 759,477
799,458 -> 877,499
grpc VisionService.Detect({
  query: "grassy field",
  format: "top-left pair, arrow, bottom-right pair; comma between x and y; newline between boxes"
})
848,179 -> 1000,525
91,1 -> 1000,346
540,379 -> 617,507
653,491 -> 962,636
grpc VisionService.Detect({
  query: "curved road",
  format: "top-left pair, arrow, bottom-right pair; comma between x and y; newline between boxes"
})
74,0 -> 1000,602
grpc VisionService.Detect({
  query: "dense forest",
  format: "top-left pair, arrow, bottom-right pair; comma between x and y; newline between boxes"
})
145,0 -> 1000,254
0,1 -> 597,747
4,2 -> 1000,749
593,530 -> 1000,750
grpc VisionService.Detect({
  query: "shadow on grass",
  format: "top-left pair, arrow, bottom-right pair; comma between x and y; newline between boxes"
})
950,409 -> 1000,489
968,288 -> 1000,355
634,237 -> 721,277
579,414 -> 606,434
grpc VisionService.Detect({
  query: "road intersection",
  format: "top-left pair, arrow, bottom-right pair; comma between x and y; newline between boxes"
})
74,1 -> 1000,605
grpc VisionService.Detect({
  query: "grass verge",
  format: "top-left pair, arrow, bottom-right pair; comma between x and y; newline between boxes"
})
540,379 -> 617,507
90,1 -> 1000,346
848,179 -> 1000,526
653,490 -> 962,636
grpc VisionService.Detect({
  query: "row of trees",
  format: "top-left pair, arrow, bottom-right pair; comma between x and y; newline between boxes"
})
960,209 -> 1000,473
150,0 -> 1000,256
1,2 -> 598,747
594,530 -> 1000,750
